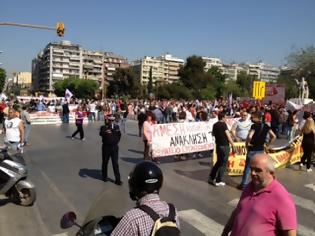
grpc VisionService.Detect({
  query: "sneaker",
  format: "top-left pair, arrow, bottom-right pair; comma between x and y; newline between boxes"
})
208,179 -> 215,185
299,163 -> 304,170
306,168 -> 313,172
81,138 -> 85,141
71,137 -> 74,140
215,182 -> 226,187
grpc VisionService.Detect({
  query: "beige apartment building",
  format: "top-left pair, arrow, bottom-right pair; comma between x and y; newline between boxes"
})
32,41 -> 129,93
201,56 -> 280,82
104,52 -> 129,82
133,54 -> 184,86
202,57 -> 223,71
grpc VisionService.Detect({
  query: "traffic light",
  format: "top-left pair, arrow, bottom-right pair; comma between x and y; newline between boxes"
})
56,22 -> 65,37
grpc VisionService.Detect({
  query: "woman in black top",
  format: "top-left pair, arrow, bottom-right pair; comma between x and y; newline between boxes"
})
300,118 -> 315,172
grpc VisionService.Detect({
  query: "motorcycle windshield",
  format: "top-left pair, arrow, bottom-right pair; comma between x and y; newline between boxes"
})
83,185 -> 133,225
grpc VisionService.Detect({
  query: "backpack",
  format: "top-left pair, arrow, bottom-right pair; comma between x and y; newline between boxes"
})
138,203 -> 180,236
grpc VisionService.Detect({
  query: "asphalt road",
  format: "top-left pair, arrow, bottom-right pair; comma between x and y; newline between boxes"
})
0,120 -> 314,236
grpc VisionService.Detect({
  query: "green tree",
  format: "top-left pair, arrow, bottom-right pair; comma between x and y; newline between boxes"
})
156,83 -> 193,100
236,71 -> 256,97
76,79 -> 98,99
223,80 -> 242,97
179,55 -> 214,98
277,75 -> 298,99
147,66 -> 153,95
53,76 -> 98,99
0,68 -> 6,92
286,46 -> 315,98
200,85 -> 216,100
206,66 -> 227,97
108,68 -> 141,98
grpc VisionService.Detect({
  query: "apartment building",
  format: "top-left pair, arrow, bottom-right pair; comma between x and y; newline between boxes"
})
81,49 -> 104,81
104,52 -> 129,81
202,57 -> 223,71
133,54 -> 184,86
222,63 -> 248,81
159,54 -> 184,84
248,62 -> 280,82
32,41 -> 131,93
32,41 -> 81,92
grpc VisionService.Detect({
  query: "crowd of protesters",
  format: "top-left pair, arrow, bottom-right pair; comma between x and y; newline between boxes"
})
0,96 -> 314,168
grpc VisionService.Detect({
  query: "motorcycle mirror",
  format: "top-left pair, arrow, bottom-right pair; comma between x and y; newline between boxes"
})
60,212 -> 77,229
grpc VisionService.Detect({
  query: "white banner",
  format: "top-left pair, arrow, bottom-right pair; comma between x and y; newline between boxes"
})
152,121 -> 216,157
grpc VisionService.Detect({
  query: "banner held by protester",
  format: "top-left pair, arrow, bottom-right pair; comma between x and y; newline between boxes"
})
152,121 -> 216,157
213,136 -> 303,176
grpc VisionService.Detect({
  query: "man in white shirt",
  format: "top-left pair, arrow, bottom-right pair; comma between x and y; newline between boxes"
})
232,111 -> 252,142
4,108 -> 24,152
88,101 -> 97,122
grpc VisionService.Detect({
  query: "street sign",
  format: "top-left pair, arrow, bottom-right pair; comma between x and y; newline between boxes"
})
252,81 -> 266,100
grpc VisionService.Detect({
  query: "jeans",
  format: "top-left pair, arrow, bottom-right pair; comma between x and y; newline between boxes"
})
63,114 -> 69,123
121,118 -> 127,133
240,150 -> 264,187
209,145 -> 230,182
24,124 -> 31,144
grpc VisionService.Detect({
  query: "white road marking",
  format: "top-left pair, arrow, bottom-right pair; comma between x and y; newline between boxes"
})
179,209 -> 224,235
298,225 -> 315,236
39,170 -> 83,220
305,183 -> 315,191
51,233 -> 68,236
227,198 -> 239,207
291,193 -> 315,215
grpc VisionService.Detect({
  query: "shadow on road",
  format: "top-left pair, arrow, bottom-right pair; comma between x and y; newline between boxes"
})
128,149 -> 144,154
79,168 -> 103,181
126,133 -> 139,137
174,169 -> 209,182
121,157 -> 143,164
174,168 -> 240,188
198,161 -> 211,167
0,198 -> 12,206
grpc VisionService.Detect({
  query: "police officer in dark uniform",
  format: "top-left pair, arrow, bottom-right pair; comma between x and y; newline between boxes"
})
99,114 -> 122,185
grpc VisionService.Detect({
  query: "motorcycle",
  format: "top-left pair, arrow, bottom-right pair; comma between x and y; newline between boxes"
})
0,149 -> 36,206
60,187 -> 130,236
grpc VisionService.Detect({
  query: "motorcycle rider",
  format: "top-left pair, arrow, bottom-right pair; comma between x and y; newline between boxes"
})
99,114 -> 122,185
111,161 -> 180,236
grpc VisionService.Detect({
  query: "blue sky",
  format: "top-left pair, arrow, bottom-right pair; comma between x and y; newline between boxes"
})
1,0 -> 315,76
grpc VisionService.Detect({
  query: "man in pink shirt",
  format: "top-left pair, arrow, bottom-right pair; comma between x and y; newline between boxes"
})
222,154 -> 297,236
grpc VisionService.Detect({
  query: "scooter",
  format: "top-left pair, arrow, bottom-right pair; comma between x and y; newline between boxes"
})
0,149 -> 36,206
60,187 -> 126,236
61,211 -> 120,236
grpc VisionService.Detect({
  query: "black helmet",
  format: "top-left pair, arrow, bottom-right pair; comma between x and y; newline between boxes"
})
128,161 -> 163,201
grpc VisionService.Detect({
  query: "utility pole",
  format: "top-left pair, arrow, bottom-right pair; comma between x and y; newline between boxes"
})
0,22 -> 65,37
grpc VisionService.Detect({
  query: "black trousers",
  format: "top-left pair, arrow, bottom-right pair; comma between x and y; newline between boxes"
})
72,124 -> 84,139
301,142 -> 313,169
102,145 -> 121,182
